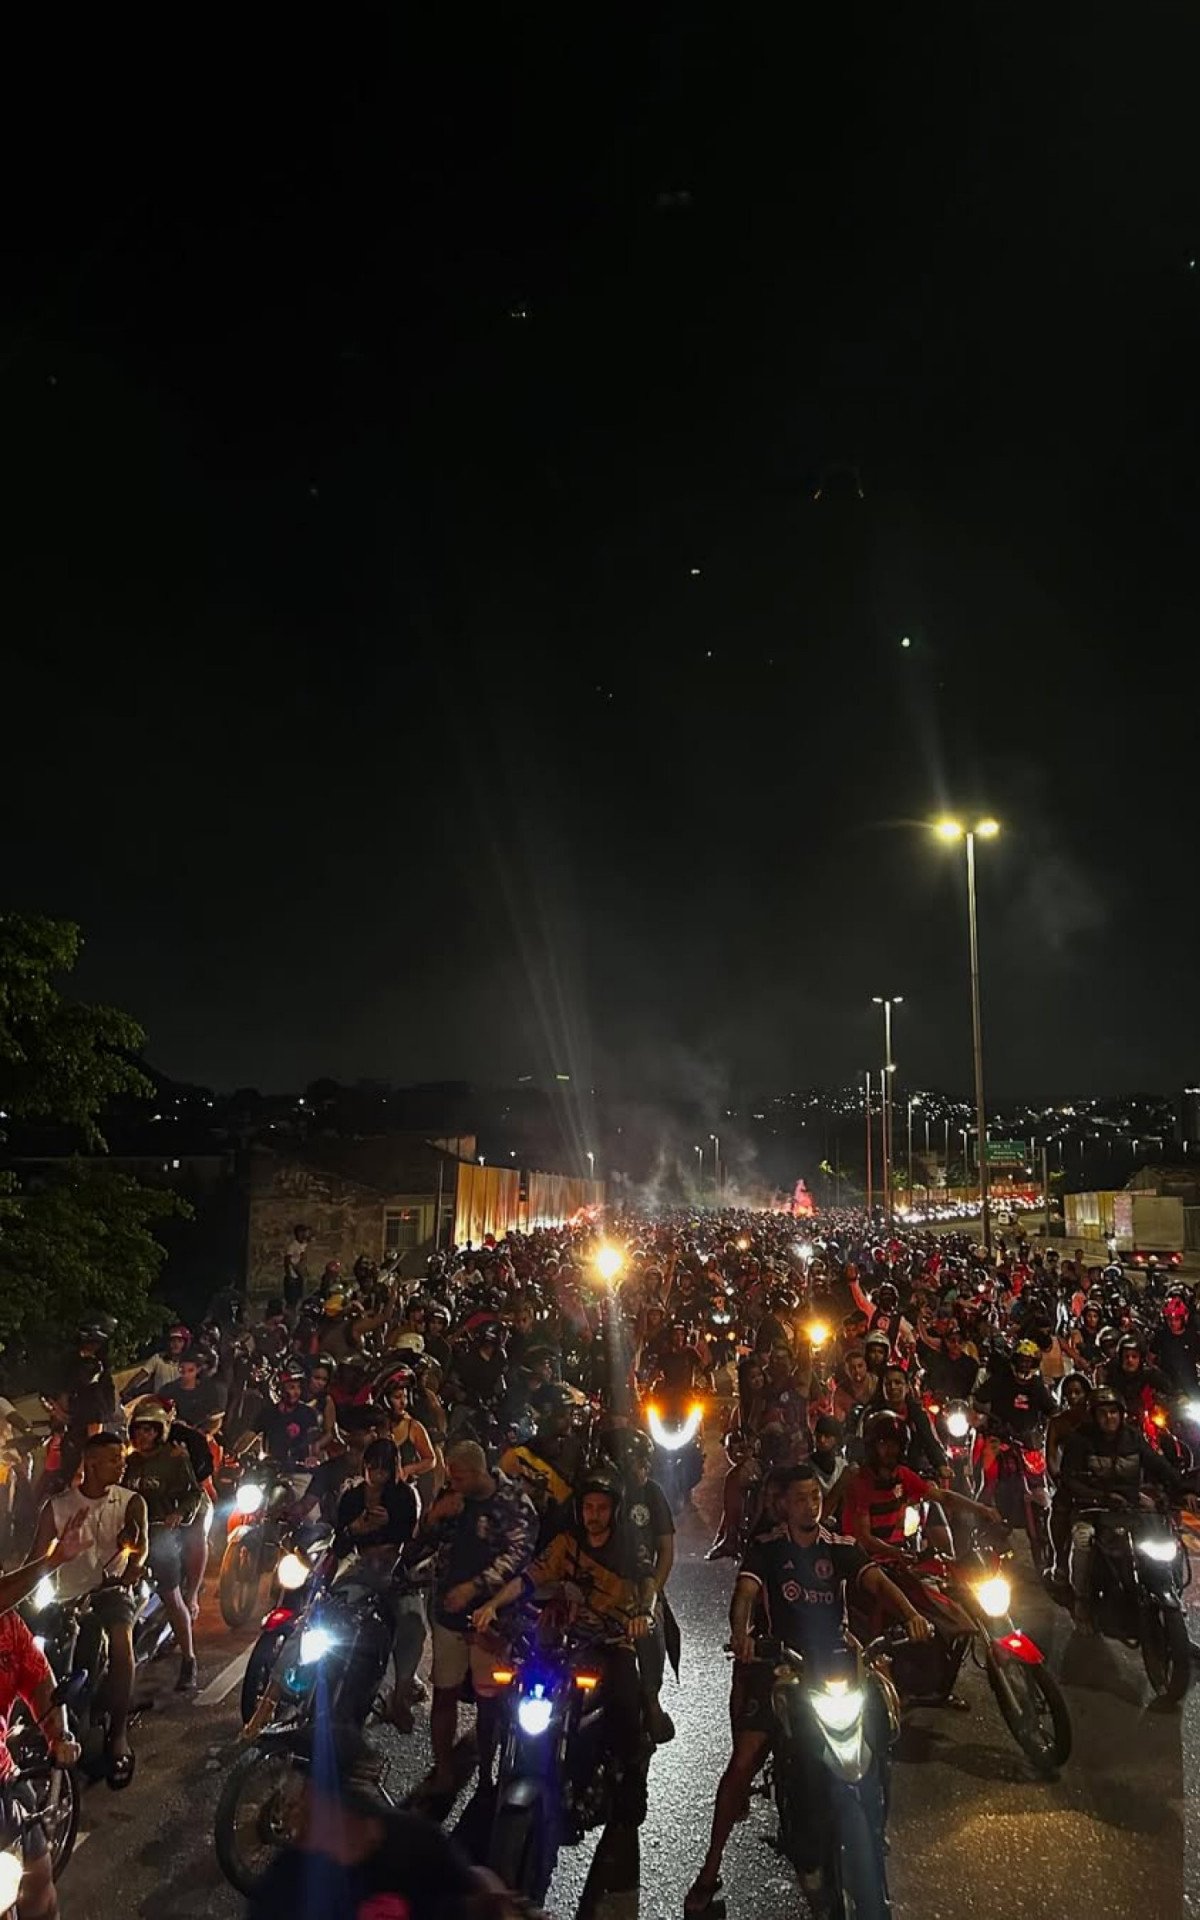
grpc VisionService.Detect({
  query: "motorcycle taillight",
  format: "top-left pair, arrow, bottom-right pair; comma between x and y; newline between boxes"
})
1022,1450 -> 1046,1475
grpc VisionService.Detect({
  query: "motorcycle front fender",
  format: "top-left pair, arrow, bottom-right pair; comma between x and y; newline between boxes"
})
498,1774 -> 552,1814
993,1630 -> 1044,1666
225,1523 -> 261,1553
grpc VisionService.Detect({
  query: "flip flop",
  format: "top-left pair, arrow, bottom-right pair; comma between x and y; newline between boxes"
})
106,1748 -> 136,1792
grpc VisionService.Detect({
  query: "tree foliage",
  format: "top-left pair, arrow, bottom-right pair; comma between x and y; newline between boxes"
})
0,913 -> 188,1369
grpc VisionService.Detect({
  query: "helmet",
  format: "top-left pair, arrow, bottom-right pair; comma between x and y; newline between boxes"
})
425,1305 -> 450,1329
875,1282 -> 899,1312
575,1462 -> 624,1526
78,1316 -> 117,1343
167,1323 -> 191,1344
864,1330 -> 891,1354
1090,1387 -> 1123,1416
1164,1296 -> 1190,1332
323,1292 -> 346,1317
390,1332 -> 425,1356
129,1396 -> 173,1436
375,1364 -> 416,1407
625,1429 -> 655,1467
1117,1333 -> 1144,1359
1013,1339 -> 1040,1376
472,1321 -> 504,1348
281,1360 -> 308,1385
313,1353 -> 339,1376
862,1410 -> 906,1459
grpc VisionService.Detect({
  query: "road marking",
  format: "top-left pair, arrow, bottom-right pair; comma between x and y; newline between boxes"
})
197,1648 -> 252,1706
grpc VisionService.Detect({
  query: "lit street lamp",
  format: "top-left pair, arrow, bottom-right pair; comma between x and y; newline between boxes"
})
907,1094 -> 922,1194
872,996 -> 903,1224
936,817 -> 999,1251
710,1133 -> 721,1196
586,1150 -> 595,1180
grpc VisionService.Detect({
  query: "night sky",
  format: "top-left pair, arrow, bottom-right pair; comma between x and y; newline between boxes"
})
5,11 -> 1200,1100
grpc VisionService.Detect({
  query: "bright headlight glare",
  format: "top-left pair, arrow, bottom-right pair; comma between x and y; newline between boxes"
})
277,1552 -> 310,1591
811,1685 -> 864,1734
299,1625 -> 334,1665
1138,1537 -> 1178,1564
648,1405 -> 702,1452
975,1575 -> 1012,1617
517,1694 -> 554,1736
945,1408 -> 970,1439
903,1505 -> 921,1539
32,1577 -> 55,1613
0,1848 -> 23,1908
236,1482 -> 266,1516
1187,1401 -> 1200,1423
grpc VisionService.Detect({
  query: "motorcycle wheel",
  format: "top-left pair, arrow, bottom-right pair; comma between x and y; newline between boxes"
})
1028,1506 -> 1051,1575
1140,1605 -> 1191,1703
41,1765 -> 80,1880
986,1653 -> 1072,1774
831,1786 -> 892,1920
214,1747 -> 305,1895
489,1802 -> 556,1904
220,1534 -> 263,1629
241,1635 -> 285,1725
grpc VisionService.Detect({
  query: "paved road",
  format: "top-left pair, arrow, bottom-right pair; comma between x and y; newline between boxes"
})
59,1463 -> 1200,1920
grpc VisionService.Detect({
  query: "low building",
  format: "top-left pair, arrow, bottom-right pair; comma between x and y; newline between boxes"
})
245,1135 -> 603,1294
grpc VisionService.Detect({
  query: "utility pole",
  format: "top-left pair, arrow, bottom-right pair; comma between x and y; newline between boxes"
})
864,1070 -> 874,1215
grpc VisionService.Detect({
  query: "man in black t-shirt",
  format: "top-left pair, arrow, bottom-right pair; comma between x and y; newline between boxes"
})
623,1430 -> 677,1743
257,1369 -> 321,1465
168,1353 -> 227,1436
684,1463 -> 930,1916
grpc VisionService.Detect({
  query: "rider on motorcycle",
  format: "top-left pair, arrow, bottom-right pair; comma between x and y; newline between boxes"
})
121,1399 -> 202,1691
472,1462 -> 657,1822
840,1411 -> 1004,1562
683,1462 -> 932,1916
1059,1385 -> 1198,1629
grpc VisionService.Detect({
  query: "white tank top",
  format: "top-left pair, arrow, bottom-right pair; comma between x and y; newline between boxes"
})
49,1485 -> 138,1600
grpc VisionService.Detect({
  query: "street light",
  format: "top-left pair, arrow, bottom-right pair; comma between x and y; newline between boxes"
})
907,1094 -> 922,1194
935,818 -> 999,1250
710,1133 -> 721,1196
586,1150 -> 595,1180
693,1145 -> 703,1185
872,997 -> 903,1225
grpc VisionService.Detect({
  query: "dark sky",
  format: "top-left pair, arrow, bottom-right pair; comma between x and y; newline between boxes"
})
5,9 -> 1200,1100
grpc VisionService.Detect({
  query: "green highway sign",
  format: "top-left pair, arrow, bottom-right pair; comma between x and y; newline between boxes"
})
985,1140 -> 1025,1166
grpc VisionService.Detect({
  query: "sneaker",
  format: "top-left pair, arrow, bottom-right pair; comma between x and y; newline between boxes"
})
175,1656 -> 198,1693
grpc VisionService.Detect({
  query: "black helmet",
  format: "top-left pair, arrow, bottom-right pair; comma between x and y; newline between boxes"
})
472,1321 -> 504,1348
375,1364 -> 415,1408
875,1282 -> 900,1312
862,1410 -> 907,1459
1090,1386 -> 1123,1416
78,1315 -> 116,1343
575,1462 -> 624,1527
626,1429 -> 654,1467
1116,1333 -> 1143,1359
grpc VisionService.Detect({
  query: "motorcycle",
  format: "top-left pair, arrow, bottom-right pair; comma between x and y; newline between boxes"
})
487,1618 -> 653,1903
239,1521 -> 336,1724
924,1396 -> 976,1556
975,1425 -> 1051,1572
217,1553 -> 431,1893
0,1674 -> 88,1901
645,1396 -> 705,1514
890,1532 -> 1072,1774
219,1457 -> 309,1627
758,1628 -> 903,1920
23,1571 -> 174,1783
1077,1500 -> 1192,1701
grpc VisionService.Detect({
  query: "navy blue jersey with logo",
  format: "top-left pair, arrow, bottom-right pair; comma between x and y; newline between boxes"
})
738,1525 -> 869,1664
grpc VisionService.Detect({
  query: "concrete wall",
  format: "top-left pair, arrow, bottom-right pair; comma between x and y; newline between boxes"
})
244,1143 -> 447,1295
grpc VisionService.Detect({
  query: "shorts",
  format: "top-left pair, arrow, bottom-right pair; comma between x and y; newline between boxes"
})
729,1659 -> 777,1738
148,1527 -> 185,1591
430,1620 -> 504,1697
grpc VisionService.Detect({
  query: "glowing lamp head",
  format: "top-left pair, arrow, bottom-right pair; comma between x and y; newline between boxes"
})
934,819 -> 964,841
975,818 -> 1000,838
276,1551 -> 310,1591
236,1481 -> 266,1517
594,1246 -> 624,1284
974,1574 -> 1012,1617
299,1624 -> 335,1665
945,1407 -> 970,1439
807,1321 -> 830,1350
517,1686 -> 554,1736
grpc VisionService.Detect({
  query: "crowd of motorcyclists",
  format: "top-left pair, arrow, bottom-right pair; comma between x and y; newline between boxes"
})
0,1206 -> 1198,1916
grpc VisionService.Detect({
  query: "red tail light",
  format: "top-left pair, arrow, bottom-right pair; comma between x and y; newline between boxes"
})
1022,1450 -> 1046,1475
262,1607 -> 296,1632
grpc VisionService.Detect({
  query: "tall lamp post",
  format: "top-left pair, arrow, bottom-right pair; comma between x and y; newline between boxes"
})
935,817 -> 1000,1253
907,1094 -> 921,1198
710,1133 -> 721,1198
864,1070 -> 874,1214
872,996 -> 903,1226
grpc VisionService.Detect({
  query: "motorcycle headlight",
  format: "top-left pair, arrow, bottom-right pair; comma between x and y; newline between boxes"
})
299,1625 -> 335,1665
517,1689 -> 554,1737
945,1408 -> 970,1439
236,1483 -> 266,1516
277,1552 -> 310,1591
0,1847 -> 22,1909
903,1505 -> 921,1539
810,1680 -> 864,1734
32,1577 -> 56,1613
1187,1401 -> 1200,1424
1138,1537 -> 1178,1564
647,1404 -> 703,1451
974,1575 -> 1012,1617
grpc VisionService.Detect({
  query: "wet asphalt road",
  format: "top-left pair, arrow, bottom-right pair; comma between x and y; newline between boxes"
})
59,1455 -> 1200,1920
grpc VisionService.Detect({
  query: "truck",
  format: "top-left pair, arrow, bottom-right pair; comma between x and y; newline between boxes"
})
1063,1190 -> 1184,1270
